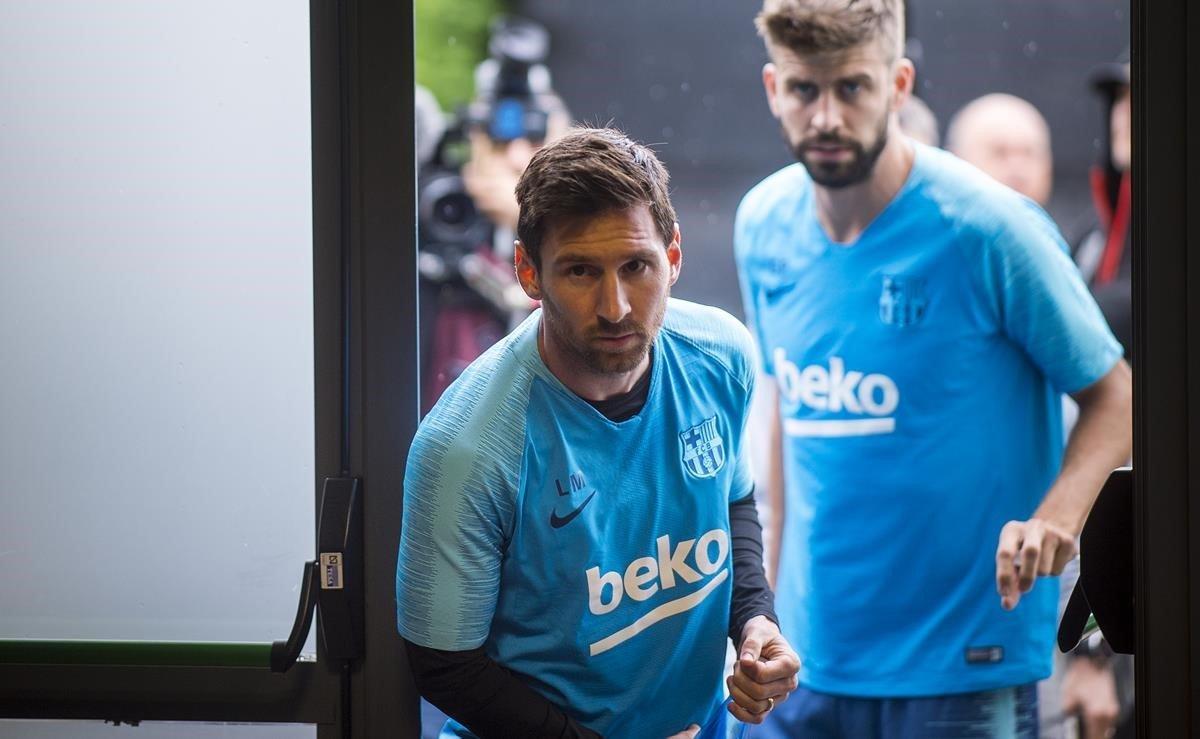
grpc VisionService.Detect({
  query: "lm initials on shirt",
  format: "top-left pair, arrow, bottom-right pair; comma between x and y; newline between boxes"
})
582,529 -> 729,656
773,348 -> 901,438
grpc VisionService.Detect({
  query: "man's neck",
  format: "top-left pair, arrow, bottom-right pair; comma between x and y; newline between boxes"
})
814,132 -> 915,245
538,322 -> 650,401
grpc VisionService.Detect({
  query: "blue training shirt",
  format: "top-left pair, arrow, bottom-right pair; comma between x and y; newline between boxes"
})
734,143 -> 1123,697
397,298 -> 756,738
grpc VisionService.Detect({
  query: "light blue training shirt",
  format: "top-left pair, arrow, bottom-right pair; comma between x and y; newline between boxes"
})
735,143 -> 1123,697
397,298 -> 756,737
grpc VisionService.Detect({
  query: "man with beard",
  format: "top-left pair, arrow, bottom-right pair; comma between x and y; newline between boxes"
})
734,2 -> 1133,737
398,127 -> 799,739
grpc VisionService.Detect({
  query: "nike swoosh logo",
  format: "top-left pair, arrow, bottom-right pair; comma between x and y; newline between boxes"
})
549,490 -> 597,529
764,283 -> 794,301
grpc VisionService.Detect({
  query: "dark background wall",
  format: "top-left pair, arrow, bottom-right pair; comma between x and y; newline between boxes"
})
515,0 -> 1129,318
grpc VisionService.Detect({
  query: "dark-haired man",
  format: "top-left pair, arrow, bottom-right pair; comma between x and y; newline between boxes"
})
398,127 -> 799,738
736,1 -> 1132,737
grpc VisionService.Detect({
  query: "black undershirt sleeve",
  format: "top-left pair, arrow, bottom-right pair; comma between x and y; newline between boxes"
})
728,491 -> 779,644
405,640 -> 602,739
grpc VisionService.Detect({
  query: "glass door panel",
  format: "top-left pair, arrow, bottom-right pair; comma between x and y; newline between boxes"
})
0,0 -> 315,646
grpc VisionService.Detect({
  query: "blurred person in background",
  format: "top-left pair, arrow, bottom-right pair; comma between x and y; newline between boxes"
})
946,88 -> 1132,739
946,93 -> 1053,207
416,84 -> 449,171
1072,53 -> 1131,359
737,0 -> 1133,736
897,94 -> 939,147
418,15 -> 570,414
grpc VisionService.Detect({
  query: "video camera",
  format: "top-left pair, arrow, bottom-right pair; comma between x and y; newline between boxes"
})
418,15 -> 556,279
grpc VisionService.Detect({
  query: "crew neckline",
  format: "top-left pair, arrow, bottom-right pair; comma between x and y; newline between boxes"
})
809,143 -> 926,252
529,322 -> 662,427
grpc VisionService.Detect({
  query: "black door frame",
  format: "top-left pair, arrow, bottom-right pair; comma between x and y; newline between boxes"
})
336,0 -> 421,732
1133,0 -> 1198,735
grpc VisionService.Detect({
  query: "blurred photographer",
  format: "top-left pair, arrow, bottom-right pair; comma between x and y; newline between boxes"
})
1072,52 -> 1131,360
418,16 -> 570,413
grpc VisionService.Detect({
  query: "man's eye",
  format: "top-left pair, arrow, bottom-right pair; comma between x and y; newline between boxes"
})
840,80 -> 861,97
790,82 -> 817,100
568,265 -> 591,277
624,260 -> 646,273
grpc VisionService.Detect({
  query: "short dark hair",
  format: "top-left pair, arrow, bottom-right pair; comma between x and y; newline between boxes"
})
755,0 -> 905,62
515,127 -> 676,268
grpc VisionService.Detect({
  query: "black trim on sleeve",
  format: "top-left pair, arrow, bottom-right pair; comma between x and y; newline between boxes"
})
405,640 -> 602,739
729,490 -> 778,644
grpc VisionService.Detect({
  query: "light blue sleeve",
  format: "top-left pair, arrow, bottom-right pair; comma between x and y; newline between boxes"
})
395,355 -> 530,650
976,199 -> 1124,393
734,194 -> 776,377
729,374 -> 756,505
713,309 -> 758,504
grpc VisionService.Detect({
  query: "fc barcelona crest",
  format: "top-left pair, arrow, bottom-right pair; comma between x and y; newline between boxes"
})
879,274 -> 927,327
680,416 -> 726,479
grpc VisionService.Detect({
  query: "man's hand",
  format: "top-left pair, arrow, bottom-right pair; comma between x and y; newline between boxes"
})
461,130 -> 531,232
726,615 -> 800,724
995,518 -> 1077,610
665,725 -> 700,739
996,362 -> 1130,611
1062,656 -> 1119,739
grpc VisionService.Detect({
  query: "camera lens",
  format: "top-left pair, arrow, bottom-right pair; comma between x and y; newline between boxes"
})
435,191 -> 475,227
419,171 -> 490,251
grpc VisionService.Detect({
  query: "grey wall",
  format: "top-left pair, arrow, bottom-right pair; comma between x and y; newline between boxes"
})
517,0 -> 1130,318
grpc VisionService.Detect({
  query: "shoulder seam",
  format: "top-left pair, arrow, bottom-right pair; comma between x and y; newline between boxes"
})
661,324 -> 752,394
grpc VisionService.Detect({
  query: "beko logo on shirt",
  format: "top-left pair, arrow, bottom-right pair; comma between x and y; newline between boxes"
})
583,529 -> 729,656
774,349 -> 900,437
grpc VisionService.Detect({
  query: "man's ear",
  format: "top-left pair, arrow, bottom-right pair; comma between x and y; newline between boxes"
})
891,57 -> 916,112
666,223 -> 683,287
514,241 -> 542,300
762,62 -> 780,118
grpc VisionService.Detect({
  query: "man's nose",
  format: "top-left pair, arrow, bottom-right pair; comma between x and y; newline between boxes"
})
811,93 -> 843,133
596,272 -> 631,324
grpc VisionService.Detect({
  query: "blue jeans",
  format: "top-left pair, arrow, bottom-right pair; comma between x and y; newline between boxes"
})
754,683 -> 1038,739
